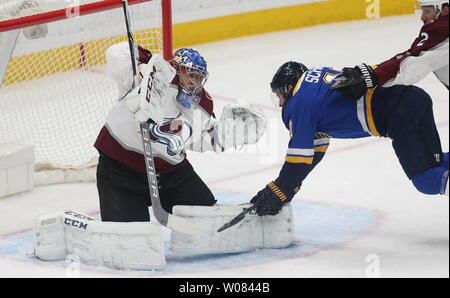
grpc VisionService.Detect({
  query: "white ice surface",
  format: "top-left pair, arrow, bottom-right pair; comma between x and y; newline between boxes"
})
0,14 -> 448,278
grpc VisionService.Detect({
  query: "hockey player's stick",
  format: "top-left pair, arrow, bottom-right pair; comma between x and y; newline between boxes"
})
217,203 -> 258,232
140,122 -> 195,235
121,0 -> 195,235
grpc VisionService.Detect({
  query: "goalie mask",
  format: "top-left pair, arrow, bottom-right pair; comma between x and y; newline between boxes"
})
171,48 -> 209,108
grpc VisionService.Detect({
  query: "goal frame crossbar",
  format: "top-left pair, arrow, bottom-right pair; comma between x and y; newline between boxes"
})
0,0 -> 173,60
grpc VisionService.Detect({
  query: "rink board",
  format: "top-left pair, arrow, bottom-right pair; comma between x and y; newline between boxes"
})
0,191 -> 379,276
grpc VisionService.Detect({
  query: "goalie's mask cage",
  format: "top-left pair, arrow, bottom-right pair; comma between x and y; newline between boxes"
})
0,0 -> 173,184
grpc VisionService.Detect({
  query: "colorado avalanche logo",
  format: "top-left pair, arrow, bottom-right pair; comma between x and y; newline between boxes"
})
149,116 -> 193,156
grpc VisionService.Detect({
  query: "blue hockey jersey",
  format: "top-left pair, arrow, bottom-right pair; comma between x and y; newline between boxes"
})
274,66 -> 380,200
283,66 -> 380,165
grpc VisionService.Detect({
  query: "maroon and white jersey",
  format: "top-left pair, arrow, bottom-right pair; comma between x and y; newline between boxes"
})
375,15 -> 449,88
94,43 -> 222,174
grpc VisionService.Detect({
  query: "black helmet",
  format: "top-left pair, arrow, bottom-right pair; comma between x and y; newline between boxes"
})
270,61 -> 308,98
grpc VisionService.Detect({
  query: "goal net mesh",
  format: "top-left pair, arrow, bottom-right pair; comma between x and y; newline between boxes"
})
0,0 -> 165,183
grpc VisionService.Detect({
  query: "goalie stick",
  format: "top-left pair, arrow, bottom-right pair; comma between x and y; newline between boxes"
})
121,0 -> 195,235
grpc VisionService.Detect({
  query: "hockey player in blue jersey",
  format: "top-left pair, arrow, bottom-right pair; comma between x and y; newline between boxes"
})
250,61 -> 449,216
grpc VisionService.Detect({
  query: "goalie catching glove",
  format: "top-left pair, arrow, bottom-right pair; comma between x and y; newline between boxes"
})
215,102 -> 267,151
331,63 -> 378,100
125,54 -> 176,125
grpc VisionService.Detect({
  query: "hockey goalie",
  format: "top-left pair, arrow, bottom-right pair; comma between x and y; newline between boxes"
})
33,42 -> 293,269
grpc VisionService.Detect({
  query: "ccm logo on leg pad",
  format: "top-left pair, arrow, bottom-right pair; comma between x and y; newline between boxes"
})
64,217 -> 88,230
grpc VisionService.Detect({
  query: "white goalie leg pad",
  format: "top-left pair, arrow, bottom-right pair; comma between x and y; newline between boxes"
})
34,212 -> 67,261
170,204 -> 293,254
262,205 -> 294,248
33,211 -> 166,270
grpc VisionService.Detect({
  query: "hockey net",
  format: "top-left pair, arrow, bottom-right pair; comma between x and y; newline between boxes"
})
0,0 -> 172,185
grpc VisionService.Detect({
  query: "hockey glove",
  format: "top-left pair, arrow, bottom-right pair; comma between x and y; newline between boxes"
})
331,64 -> 377,100
250,182 -> 290,216
216,102 -> 267,151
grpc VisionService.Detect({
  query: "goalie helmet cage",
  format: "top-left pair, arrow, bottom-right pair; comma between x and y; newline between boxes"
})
0,0 -> 173,184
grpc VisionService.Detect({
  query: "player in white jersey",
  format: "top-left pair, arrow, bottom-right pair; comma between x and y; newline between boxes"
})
94,43 -> 266,222
332,0 -> 449,100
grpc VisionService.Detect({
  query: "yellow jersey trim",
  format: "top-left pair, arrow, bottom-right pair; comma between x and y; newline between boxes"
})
314,145 -> 329,153
285,156 -> 314,164
365,87 -> 380,137
292,73 -> 306,96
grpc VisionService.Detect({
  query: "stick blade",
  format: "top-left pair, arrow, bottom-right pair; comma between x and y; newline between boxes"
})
217,213 -> 245,233
217,204 -> 258,233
